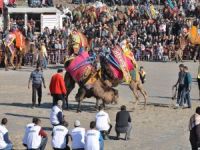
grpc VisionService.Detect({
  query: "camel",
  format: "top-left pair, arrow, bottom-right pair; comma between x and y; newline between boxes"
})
3,31 -> 31,71
64,54 -> 119,113
99,45 -> 148,109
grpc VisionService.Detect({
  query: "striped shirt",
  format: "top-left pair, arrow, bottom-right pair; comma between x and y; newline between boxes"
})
29,70 -> 44,86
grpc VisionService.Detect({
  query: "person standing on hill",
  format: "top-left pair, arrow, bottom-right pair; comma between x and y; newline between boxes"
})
49,69 -> 67,106
28,65 -> 46,108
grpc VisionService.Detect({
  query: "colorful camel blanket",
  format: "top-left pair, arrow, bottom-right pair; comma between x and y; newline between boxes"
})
4,33 -> 16,54
14,30 -> 25,50
110,45 -> 132,83
65,51 -> 93,82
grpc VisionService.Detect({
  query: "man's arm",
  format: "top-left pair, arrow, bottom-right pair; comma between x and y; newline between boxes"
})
174,73 -> 180,87
28,72 -> 33,89
3,132 -> 12,144
57,111 -> 63,124
128,112 -> 131,123
41,73 -> 46,88
60,78 -> 67,95
39,128 -> 47,138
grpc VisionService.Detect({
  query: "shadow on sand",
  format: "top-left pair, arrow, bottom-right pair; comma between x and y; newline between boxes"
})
5,113 -> 49,120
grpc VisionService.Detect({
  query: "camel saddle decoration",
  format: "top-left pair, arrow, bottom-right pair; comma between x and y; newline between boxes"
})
65,51 -> 96,85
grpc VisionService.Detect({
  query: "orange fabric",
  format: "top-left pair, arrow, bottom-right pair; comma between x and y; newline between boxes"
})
189,26 -> 200,45
14,31 -> 25,49
49,73 -> 67,95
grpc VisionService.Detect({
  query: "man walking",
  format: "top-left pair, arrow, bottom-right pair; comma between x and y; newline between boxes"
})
95,105 -> 112,140
181,66 -> 192,108
28,65 -> 46,108
115,105 -> 132,140
0,118 -> 13,150
173,64 -> 185,108
49,69 -> 67,106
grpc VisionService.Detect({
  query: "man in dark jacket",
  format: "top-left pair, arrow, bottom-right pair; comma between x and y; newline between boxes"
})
115,105 -> 132,140
189,107 -> 200,150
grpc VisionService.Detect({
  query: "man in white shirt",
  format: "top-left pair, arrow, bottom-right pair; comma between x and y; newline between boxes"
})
85,121 -> 104,150
22,117 -> 37,148
27,118 -> 48,150
0,118 -> 13,150
50,100 -> 64,126
70,120 -> 85,150
95,105 -> 112,140
52,121 -> 70,150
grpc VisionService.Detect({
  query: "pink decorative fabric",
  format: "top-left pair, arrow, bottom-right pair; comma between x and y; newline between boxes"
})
66,51 -> 92,82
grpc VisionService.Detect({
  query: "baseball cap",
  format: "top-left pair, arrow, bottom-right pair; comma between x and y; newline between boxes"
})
74,120 -> 81,127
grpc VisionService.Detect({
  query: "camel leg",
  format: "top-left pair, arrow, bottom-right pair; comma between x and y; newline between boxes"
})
95,98 -> 100,110
138,83 -> 148,109
129,81 -> 140,109
4,53 -> 8,71
18,52 -> 23,69
75,87 -> 86,113
10,53 -> 16,70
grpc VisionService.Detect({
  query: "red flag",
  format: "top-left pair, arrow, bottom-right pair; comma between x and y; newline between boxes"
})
0,0 -> 3,9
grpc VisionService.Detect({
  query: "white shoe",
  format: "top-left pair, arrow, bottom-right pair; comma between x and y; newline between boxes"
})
175,104 -> 179,107
183,104 -> 188,108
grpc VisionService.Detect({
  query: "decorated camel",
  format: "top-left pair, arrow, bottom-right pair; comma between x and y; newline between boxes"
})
3,29 -> 31,71
99,40 -> 148,109
65,30 -> 118,112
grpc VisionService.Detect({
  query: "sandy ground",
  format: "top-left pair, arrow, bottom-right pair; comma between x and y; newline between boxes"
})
0,61 -> 199,150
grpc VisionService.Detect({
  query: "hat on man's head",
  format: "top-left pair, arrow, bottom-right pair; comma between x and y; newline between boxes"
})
57,100 -> 63,107
74,120 -> 81,127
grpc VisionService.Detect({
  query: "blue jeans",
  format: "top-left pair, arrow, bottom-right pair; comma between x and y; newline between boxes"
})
2,143 -> 13,150
180,88 -> 191,107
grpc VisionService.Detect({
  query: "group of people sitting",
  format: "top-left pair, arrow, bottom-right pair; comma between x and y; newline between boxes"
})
0,102 -> 132,150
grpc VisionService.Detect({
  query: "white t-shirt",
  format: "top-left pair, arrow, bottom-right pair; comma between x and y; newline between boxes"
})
27,125 -> 42,149
70,127 -> 85,149
23,123 -> 35,145
0,125 -> 8,149
52,125 -> 68,149
96,110 -> 110,131
85,129 -> 101,150
50,106 -> 62,125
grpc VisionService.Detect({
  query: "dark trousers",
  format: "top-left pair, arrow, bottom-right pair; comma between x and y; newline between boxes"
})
32,84 -> 42,106
72,148 -> 84,150
52,94 -> 65,106
177,84 -> 184,104
53,145 -> 70,150
190,139 -> 199,150
115,123 -> 132,139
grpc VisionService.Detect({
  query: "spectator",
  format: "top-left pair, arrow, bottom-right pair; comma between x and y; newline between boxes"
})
0,118 -> 13,150
139,66 -> 146,84
115,105 -> 132,140
189,106 -> 200,150
38,42 -> 48,69
85,121 -> 104,150
27,118 -> 48,150
70,120 -> 85,150
95,105 -> 112,140
180,66 -> 192,108
173,64 -> 185,108
23,117 -> 37,148
50,100 -> 64,126
52,121 -> 70,150
49,69 -> 67,106
28,65 -> 46,108
197,59 -> 200,100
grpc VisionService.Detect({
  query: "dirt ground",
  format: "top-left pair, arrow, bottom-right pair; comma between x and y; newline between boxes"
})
0,61 -> 199,150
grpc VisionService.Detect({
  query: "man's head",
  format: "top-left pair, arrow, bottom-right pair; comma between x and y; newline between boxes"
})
121,105 -> 126,111
74,120 -> 81,127
99,104 -> 104,111
62,121 -> 69,128
32,117 -> 38,124
184,66 -> 188,72
90,121 -> 96,129
196,107 -> 200,115
1,118 -> 8,125
57,100 -> 63,108
179,64 -> 184,71
36,64 -> 41,71
57,68 -> 63,74
35,118 -> 41,125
